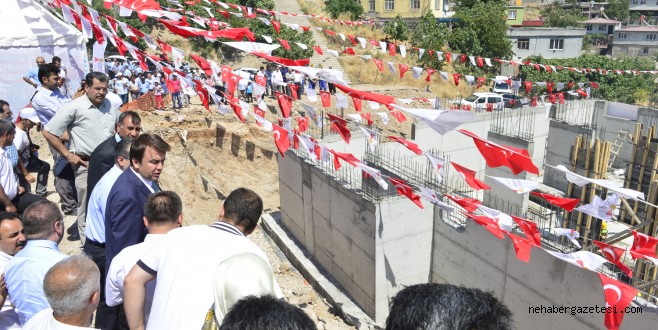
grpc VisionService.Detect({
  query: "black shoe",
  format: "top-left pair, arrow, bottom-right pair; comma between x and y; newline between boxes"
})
67,231 -> 80,241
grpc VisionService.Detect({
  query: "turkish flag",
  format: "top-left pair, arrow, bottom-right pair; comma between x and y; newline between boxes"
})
460,54 -> 467,64
320,91 -> 331,107
373,58 -> 384,72
369,39 -> 378,47
530,96 -> 538,107
388,43 -> 396,56
388,136 -> 422,155
597,273 -> 637,330
275,92 -> 293,118
221,65 -> 233,83
327,113 -> 351,144
190,54 -> 213,76
297,116 -> 309,132
113,36 -> 128,56
255,75 -> 266,86
352,97 -> 362,111
506,232 -> 532,263
525,81 -> 533,94
271,20 -> 281,34
272,124 -> 290,157
253,106 -> 266,126
229,102 -> 245,122
361,113 -> 373,126
390,111 -> 407,123
594,240 -> 632,278
158,19 -> 199,38
547,81 -> 554,94
453,73 -> 461,86
343,47 -> 355,55
477,57 -> 484,67
250,52 -> 310,67
512,216 -> 541,247
398,64 -> 409,78
591,82 -> 600,89
346,34 -> 357,45
631,230 -> 658,258
329,150 -> 361,170
313,45 -> 323,55
194,82 -> 210,112
425,69 -> 436,82
288,83 -> 299,100
389,178 -> 423,209
476,77 -> 486,88
156,39 -> 172,62
459,129 -> 539,175
133,51 -> 149,72
226,73 -> 240,95
450,162 -> 490,190
566,81 -> 574,90
558,93 -> 565,104
445,51 -> 451,63
278,39 -> 291,50
117,0 -> 161,11
549,94 -> 557,104
530,191 -> 580,211
577,88 -> 588,98
324,30 -> 336,36
464,213 -> 505,239
445,194 -> 481,213
334,85 -> 395,110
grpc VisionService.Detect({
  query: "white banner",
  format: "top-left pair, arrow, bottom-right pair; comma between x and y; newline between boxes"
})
92,41 -> 107,73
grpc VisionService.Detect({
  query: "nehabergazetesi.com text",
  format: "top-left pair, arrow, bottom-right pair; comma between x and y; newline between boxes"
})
529,305 -> 642,316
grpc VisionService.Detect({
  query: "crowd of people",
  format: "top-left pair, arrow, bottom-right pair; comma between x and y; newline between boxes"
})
0,55 -> 513,330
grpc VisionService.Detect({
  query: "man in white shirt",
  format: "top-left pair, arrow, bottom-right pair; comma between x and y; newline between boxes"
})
106,191 -> 183,326
113,73 -> 130,105
14,108 -> 49,197
22,255 -> 99,330
0,213 -> 26,329
270,67 -> 285,94
124,188 -> 282,330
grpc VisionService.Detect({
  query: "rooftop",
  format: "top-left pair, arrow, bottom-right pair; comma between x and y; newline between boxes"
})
510,20 -> 545,27
616,25 -> 658,32
579,17 -> 621,24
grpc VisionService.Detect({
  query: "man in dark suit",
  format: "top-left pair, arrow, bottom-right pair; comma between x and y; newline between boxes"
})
104,133 -> 170,272
86,111 -> 141,205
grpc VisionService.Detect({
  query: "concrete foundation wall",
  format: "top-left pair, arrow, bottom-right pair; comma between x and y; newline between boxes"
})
593,101 -> 637,169
430,218 -> 658,330
543,120 -> 593,191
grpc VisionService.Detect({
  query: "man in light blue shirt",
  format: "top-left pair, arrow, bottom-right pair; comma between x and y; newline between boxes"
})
31,64 -> 70,125
137,75 -> 151,96
22,57 -> 45,89
4,200 -> 68,325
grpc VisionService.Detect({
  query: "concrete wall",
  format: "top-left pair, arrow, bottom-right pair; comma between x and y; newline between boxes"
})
543,120 -> 593,192
508,27 -> 586,59
593,101 -> 638,169
430,217 -> 658,330
278,151 -> 433,323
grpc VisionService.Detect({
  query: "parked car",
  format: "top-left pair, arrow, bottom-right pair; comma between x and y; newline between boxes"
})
491,75 -> 512,94
233,67 -> 259,80
501,93 -> 525,108
455,92 -> 504,111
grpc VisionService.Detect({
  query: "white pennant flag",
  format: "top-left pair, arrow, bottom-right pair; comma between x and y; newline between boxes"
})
222,42 -> 280,55
335,94 -> 348,109
368,100 -> 381,110
419,187 -> 454,212
436,51 -> 443,61
557,82 -> 565,91
424,152 -> 445,181
306,88 -> 318,102
550,65 -> 557,72
189,16 -> 206,28
258,17 -> 271,26
328,49 -> 339,57
356,163 -> 388,190
218,1 -> 230,9
301,103 -> 322,128
485,58 -> 493,67
418,48 -> 425,58
550,228 -> 581,248
412,67 -> 423,80
253,83 -> 266,100
171,46 -> 185,69
338,33 -> 346,41
387,62 -> 396,74
379,41 -> 387,52
61,5 -> 76,24
574,194 -> 619,222
392,106 -> 475,135
554,165 -> 644,200
79,17 -> 93,40
295,42 -> 308,50
545,250 -> 607,270
318,145 -> 332,164
253,112 -> 273,131
439,71 -> 449,81
142,34 -> 157,50
358,55 -> 372,60
239,101 -> 251,119
452,53 -> 459,62
465,75 -> 475,85
92,41 -> 107,73
297,134 -> 316,159
262,35 -> 273,43
375,112 -> 389,125
399,45 -> 406,57
397,98 -> 413,104
359,126 -> 378,151
477,205 -> 515,232
487,176 -> 538,194
119,6 -> 133,17
347,114 -> 362,123
468,56 -> 476,66
357,37 -> 367,49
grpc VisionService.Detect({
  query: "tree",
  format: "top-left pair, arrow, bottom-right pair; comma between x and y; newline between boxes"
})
605,0 -> 629,22
410,11 -> 450,70
324,0 -> 364,21
383,15 -> 409,43
456,0 -> 506,10
541,1 -> 587,27
449,1 -> 511,59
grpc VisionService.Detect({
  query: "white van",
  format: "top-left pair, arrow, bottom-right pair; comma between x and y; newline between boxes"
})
459,93 -> 504,111
491,75 -> 512,94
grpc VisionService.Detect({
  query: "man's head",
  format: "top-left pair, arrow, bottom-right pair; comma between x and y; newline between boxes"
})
219,295 -> 316,330
21,200 -> 65,244
0,213 -> 26,256
35,56 -> 45,66
18,107 -> 41,129
0,100 -> 11,122
143,191 -> 183,228
116,111 -> 142,139
38,63 -> 61,91
114,137 -> 133,170
0,121 -> 16,147
172,75 -> 178,80
52,56 -> 62,69
220,188 -> 263,235
130,133 -> 171,181
84,72 -> 109,107
385,283 -> 513,330
140,75 -> 146,81
43,255 -> 100,324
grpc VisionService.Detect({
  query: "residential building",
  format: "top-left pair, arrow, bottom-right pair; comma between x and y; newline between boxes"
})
361,0 -> 454,21
508,27 -> 586,59
630,0 -> 658,19
612,25 -> 658,57
579,17 -> 622,35
506,6 -> 525,26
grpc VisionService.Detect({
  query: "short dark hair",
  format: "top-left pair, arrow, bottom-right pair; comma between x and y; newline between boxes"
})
0,121 -> 15,137
0,212 -> 21,239
219,295 -> 316,330
115,137 -> 132,162
385,283 -> 513,330
222,188 -> 263,233
143,191 -> 182,225
130,133 -> 171,164
52,56 -> 62,64
85,72 -> 108,87
118,111 -> 142,127
38,63 -> 60,84
21,200 -> 62,240
0,100 -> 8,110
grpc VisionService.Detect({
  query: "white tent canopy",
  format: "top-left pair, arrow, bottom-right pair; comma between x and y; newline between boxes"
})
0,0 -> 87,111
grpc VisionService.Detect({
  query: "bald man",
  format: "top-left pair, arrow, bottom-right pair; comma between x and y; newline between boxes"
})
23,57 -> 46,89
22,255 -> 99,329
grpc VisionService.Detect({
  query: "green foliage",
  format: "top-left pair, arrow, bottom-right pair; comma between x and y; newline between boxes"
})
383,15 -> 409,43
450,1 -> 512,59
456,0 -> 506,10
540,1 -> 587,27
605,0 -> 629,22
519,55 -> 656,105
324,0 -> 364,20
410,12 -> 449,70
582,34 -> 608,51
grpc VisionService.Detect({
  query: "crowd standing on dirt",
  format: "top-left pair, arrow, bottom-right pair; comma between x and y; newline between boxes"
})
0,56 -> 512,330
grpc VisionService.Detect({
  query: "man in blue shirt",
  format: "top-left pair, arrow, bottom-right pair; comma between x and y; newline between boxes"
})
22,57 -> 46,89
137,75 -> 151,96
4,200 -> 68,326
